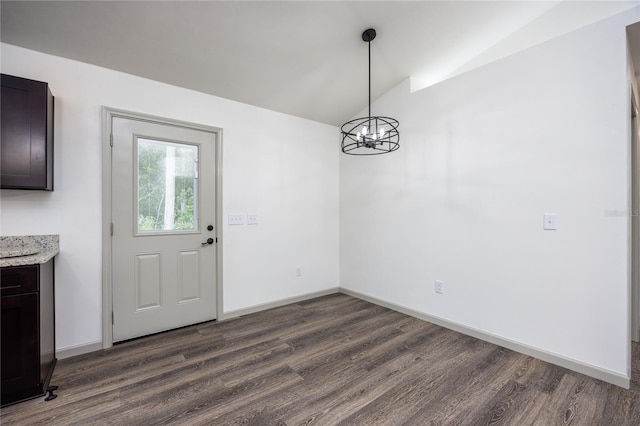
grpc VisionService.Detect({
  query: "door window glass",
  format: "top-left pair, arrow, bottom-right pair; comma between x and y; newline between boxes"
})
136,138 -> 199,233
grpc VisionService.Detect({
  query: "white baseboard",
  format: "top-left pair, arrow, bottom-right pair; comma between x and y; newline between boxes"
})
220,287 -> 340,320
340,287 -> 630,389
57,340 -> 104,360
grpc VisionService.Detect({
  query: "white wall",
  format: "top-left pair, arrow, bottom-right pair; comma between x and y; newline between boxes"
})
341,9 -> 639,379
0,44 -> 339,351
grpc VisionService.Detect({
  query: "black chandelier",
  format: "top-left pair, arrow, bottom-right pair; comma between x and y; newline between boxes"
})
341,28 -> 399,155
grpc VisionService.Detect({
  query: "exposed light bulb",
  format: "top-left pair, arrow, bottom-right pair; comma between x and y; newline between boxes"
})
356,132 -> 361,141
362,126 -> 368,135
372,132 -> 377,140
379,128 -> 385,137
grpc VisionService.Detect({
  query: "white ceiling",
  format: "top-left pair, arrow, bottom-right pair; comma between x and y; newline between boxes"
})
1,1 -> 638,126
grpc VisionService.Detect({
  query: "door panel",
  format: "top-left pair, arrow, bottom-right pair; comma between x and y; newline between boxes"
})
178,250 -> 200,302
111,117 -> 217,342
135,253 -> 162,310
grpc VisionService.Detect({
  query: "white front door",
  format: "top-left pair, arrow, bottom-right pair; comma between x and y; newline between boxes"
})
111,116 -> 217,342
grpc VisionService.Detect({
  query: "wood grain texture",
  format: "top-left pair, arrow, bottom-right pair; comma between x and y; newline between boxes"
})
2,293 -> 640,425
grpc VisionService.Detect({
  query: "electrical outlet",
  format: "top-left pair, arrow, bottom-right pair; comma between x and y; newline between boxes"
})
296,266 -> 302,277
228,214 -> 244,225
435,280 -> 444,294
543,213 -> 557,230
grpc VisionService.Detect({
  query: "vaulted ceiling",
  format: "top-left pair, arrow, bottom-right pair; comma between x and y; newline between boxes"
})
2,1 -> 638,125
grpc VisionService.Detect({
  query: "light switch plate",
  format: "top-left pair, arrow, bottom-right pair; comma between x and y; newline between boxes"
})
543,213 -> 557,230
247,214 -> 258,225
228,214 -> 244,225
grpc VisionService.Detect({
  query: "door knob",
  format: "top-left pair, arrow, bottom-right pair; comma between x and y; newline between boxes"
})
207,225 -> 214,231
201,238 -> 215,246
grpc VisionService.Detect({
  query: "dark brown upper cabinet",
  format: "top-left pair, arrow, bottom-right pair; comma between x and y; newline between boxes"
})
1,74 -> 54,191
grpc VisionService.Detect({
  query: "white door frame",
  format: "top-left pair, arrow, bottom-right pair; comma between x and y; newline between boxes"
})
631,88 -> 639,343
101,107 -> 224,348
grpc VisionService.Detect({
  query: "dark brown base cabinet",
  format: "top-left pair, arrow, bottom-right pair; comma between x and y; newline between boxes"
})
1,260 -> 56,407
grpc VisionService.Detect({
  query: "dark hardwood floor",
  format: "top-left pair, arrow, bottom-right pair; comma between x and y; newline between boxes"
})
2,293 -> 640,425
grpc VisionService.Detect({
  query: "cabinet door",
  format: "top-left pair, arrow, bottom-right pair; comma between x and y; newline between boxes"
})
39,260 -> 56,383
1,293 -> 40,406
0,74 -> 54,190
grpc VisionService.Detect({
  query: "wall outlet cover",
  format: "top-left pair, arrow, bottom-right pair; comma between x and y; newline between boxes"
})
543,213 -> 557,230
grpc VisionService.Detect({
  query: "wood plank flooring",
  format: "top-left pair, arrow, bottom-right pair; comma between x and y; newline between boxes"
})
2,293 -> 640,425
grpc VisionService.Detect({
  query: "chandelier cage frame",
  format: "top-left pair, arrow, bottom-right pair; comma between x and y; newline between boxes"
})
340,28 -> 400,155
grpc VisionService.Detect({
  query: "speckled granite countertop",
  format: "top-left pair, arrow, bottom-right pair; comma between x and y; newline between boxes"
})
0,235 -> 59,267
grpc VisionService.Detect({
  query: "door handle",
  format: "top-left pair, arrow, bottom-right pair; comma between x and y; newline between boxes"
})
201,238 -> 215,246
